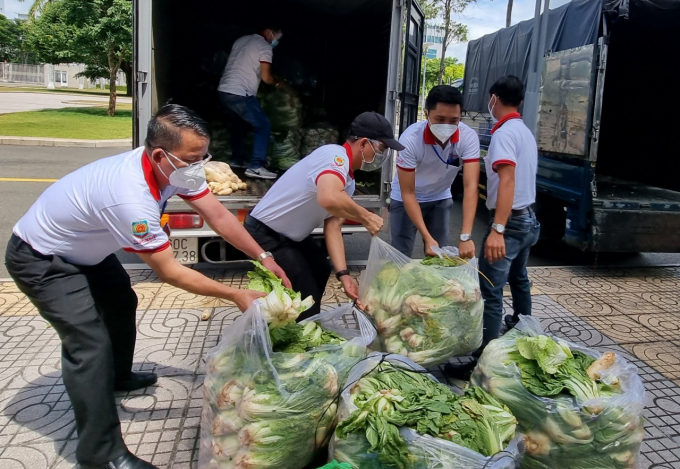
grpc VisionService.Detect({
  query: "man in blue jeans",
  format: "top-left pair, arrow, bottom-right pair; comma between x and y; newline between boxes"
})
218,25 -> 284,179
446,75 -> 540,380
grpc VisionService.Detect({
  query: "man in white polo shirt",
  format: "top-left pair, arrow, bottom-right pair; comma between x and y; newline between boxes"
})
446,76 -> 540,381
245,112 -> 405,320
390,85 -> 480,258
4,105 -> 289,469
218,25 -> 284,180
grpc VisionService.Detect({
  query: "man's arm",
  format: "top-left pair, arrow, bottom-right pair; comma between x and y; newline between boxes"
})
459,162 -> 480,258
187,193 -> 291,287
259,62 -> 281,87
398,169 -> 437,255
324,216 -> 359,301
485,164 -> 515,263
316,174 -> 383,236
138,248 -> 264,311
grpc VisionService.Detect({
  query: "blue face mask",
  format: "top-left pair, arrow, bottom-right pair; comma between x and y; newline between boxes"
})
271,40 -> 279,48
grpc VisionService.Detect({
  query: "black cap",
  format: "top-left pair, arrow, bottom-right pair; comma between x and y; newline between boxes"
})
349,112 -> 405,151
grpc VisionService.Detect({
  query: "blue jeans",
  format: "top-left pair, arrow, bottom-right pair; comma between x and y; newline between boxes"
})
479,211 -> 540,350
218,92 -> 271,169
389,198 -> 453,257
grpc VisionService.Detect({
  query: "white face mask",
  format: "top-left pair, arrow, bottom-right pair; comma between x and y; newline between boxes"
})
428,121 -> 458,143
158,150 -> 210,190
488,95 -> 499,123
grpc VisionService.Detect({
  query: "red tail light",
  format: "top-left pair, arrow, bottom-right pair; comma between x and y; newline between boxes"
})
167,213 -> 204,229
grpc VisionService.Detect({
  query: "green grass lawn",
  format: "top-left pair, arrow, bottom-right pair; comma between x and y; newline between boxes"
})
0,107 -> 132,139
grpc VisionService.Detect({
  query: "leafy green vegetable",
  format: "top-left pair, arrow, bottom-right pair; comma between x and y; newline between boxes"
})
362,259 -> 483,367
471,321 -> 646,469
335,362 -> 517,468
421,256 -> 465,267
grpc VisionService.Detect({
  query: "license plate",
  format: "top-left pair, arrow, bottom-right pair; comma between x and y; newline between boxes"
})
171,237 -> 199,264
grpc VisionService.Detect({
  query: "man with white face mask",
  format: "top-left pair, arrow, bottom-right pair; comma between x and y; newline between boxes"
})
245,112 -> 405,320
390,86 -> 481,258
4,104 -> 290,469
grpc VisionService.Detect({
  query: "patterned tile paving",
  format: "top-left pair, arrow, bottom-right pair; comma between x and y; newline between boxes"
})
0,265 -> 678,468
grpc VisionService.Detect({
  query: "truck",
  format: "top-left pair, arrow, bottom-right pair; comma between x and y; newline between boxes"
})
461,0 -> 680,252
132,0 -> 427,265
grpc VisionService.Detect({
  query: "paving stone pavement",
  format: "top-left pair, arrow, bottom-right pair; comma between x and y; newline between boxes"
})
1,265 -> 679,468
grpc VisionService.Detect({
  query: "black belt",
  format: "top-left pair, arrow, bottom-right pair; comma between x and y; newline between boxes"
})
244,214 -> 281,239
489,206 -> 533,219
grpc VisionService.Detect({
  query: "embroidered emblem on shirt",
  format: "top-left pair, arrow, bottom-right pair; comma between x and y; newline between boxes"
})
333,156 -> 345,167
132,220 -> 150,238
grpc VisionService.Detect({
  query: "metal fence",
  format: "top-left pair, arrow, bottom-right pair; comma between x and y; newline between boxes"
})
2,63 -> 44,84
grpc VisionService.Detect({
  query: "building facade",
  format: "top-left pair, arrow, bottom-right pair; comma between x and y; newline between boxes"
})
0,0 -> 30,20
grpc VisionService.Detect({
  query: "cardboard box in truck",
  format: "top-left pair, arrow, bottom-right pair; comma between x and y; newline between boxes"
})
132,0 -> 426,264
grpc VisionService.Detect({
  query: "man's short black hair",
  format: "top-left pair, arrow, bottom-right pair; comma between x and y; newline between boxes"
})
489,75 -> 525,107
425,85 -> 463,111
145,104 -> 211,152
261,25 -> 282,33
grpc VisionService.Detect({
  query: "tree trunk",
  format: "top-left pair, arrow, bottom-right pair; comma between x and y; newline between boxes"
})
107,47 -> 118,117
506,0 -> 514,28
438,0 -> 452,85
121,60 -> 132,97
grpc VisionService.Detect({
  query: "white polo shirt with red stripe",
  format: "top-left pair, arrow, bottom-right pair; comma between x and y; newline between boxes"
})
484,113 -> 538,210
250,143 -> 356,242
390,121 -> 480,204
12,147 -> 209,266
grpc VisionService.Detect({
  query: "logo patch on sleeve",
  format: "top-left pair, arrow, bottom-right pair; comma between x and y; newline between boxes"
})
132,220 -> 150,238
333,156 -> 346,167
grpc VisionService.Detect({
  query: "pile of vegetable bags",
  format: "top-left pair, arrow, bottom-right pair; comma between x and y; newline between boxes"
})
471,316 -> 646,469
301,121 -> 340,157
199,263 -> 376,469
204,162 -> 248,196
330,353 -> 524,469
359,237 -> 483,367
259,86 -> 304,170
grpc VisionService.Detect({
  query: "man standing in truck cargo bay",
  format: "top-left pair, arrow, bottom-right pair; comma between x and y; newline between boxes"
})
218,25 -> 285,180
389,86 -> 481,259
4,105 -> 290,469
245,112 -> 405,320
446,76 -> 540,381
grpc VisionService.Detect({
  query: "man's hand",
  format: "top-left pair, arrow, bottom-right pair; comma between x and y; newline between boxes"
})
485,231 -> 506,263
424,237 -> 439,257
232,289 -> 266,312
458,239 -> 476,259
340,275 -> 359,301
362,212 -> 384,237
261,257 -> 292,289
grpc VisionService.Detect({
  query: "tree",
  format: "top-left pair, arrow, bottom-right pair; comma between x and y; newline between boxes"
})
421,57 -> 464,96
491,0 -> 514,28
420,0 -> 442,20
25,0 -> 132,115
18,0 -> 56,18
433,0 -> 473,85
0,14 -> 24,62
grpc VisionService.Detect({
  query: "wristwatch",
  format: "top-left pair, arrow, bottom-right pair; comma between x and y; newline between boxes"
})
460,233 -> 471,242
257,251 -> 274,262
335,269 -> 350,280
491,223 -> 506,234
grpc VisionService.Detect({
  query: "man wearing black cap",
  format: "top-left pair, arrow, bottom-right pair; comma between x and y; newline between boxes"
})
245,111 -> 405,319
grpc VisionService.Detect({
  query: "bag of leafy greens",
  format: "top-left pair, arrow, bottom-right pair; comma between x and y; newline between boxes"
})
471,315 -> 646,469
358,237 -> 483,367
199,302 -> 376,469
330,353 -> 524,469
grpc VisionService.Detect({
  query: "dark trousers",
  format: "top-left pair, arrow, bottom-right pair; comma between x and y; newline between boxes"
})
218,92 -> 271,169
244,216 -> 331,321
5,234 -> 137,465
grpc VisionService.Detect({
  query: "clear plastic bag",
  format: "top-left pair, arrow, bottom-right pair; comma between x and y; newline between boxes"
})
471,316 -> 646,469
329,353 -> 524,469
199,303 -> 376,469
358,237 -> 483,367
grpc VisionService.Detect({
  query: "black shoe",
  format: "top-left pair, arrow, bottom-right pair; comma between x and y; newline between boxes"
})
443,360 -> 478,382
114,372 -> 158,392
81,451 -> 158,469
504,314 -> 520,330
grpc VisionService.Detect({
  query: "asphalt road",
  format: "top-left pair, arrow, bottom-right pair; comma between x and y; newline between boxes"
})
1,145 -> 679,278
0,91 -> 132,114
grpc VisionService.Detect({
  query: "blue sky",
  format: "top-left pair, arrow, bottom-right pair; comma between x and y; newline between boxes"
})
447,0 -> 572,62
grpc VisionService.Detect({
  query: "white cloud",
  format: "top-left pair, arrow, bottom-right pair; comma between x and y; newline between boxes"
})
442,0 -> 572,62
